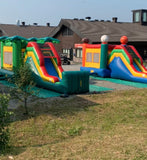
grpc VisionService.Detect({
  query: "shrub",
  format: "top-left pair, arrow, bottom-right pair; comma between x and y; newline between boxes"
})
0,93 -> 12,153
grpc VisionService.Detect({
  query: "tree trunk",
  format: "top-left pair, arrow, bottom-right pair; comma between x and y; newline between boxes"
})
24,97 -> 28,115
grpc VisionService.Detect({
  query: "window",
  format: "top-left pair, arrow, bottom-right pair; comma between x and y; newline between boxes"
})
86,53 -> 92,62
93,53 -> 100,63
4,52 -> 12,65
143,12 -> 147,22
62,49 -> 70,58
76,49 -> 82,58
62,26 -> 73,36
134,12 -> 140,22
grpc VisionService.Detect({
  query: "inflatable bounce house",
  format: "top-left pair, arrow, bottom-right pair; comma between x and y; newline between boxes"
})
0,36 -> 89,94
75,35 -> 147,83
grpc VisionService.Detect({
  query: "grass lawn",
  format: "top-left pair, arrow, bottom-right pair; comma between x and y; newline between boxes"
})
0,88 -> 147,160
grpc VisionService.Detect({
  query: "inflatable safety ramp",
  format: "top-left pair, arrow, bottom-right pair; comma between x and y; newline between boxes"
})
33,70 -> 89,94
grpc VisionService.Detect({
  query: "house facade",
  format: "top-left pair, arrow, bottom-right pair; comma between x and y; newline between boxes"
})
51,9 -> 147,62
0,9 -> 147,62
51,25 -> 82,62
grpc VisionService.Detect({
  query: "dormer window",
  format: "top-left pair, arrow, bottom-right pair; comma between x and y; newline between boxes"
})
62,26 -> 73,36
143,12 -> 147,22
132,9 -> 147,25
134,11 -> 140,22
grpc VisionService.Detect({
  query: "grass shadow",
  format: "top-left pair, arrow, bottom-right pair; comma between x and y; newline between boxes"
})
1,146 -> 26,157
10,95 -> 100,121
0,80 -> 100,122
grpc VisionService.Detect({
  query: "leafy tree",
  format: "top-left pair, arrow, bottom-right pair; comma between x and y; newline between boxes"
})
10,63 -> 36,115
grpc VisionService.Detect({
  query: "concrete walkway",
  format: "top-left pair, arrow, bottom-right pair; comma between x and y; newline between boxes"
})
62,64 -> 81,71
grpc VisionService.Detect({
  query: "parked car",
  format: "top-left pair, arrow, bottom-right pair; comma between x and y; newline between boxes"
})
60,54 -> 71,65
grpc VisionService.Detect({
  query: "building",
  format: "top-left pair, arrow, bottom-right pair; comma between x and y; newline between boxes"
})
51,9 -> 147,62
0,21 -> 56,38
0,9 -> 147,62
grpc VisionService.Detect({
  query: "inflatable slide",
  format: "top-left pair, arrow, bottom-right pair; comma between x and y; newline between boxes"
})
75,35 -> 147,83
108,44 -> 147,83
0,36 -> 89,94
24,42 -> 63,83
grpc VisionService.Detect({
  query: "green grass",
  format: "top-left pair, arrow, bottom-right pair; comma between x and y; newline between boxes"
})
0,89 -> 147,160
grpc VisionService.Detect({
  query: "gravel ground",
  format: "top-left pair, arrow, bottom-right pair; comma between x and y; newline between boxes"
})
62,64 -> 136,91
90,78 -> 136,90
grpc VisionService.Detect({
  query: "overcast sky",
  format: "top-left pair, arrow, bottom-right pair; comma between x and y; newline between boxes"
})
0,0 -> 147,26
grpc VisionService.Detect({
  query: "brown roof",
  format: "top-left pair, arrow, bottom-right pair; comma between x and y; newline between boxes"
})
0,24 -> 56,38
1,19 -> 147,43
52,19 -> 147,43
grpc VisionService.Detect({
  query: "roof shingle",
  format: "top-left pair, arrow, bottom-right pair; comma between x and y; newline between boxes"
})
52,19 -> 147,43
0,24 -> 56,38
